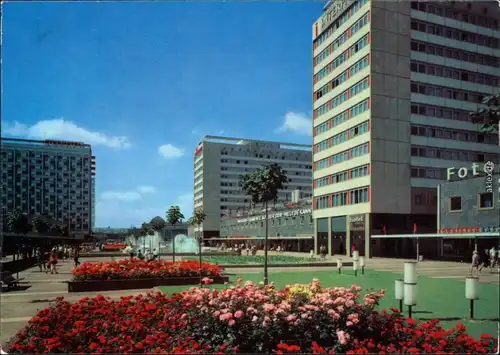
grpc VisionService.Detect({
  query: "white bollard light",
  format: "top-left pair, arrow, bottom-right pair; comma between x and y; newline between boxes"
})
465,276 -> 479,319
395,279 -> 404,312
359,256 -> 365,275
353,260 -> 359,277
403,261 -> 418,318
353,250 -> 360,261
337,258 -> 343,274
404,262 -> 418,284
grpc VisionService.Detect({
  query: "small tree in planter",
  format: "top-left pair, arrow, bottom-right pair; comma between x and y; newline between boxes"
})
166,206 -> 184,263
240,163 -> 288,285
33,215 -> 51,235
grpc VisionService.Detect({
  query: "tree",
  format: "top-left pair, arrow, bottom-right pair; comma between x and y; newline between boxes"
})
6,208 -> 32,235
239,163 -> 288,285
166,206 -> 185,263
470,93 -> 500,133
188,209 -> 206,287
150,216 -> 166,232
33,215 -> 51,235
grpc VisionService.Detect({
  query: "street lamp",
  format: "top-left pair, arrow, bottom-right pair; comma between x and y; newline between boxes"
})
404,262 -> 418,318
465,276 -> 479,319
198,232 -> 203,287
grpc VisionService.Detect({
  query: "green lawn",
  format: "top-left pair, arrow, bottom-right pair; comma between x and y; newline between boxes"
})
182,255 -> 320,264
158,269 -> 499,338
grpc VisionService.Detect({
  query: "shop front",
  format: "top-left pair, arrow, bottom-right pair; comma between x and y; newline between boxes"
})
349,214 -> 366,256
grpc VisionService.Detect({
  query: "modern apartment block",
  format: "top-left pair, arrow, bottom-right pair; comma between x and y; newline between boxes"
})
0,138 -> 96,236
194,136 -> 313,237
311,0 -> 500,257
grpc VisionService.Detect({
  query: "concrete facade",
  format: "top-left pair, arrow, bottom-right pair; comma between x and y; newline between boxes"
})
0,138 -> 95,236
311,0 -> 500,257
193,136 -> 313,236
438,174 -> 500,232
219,200 -> 314,238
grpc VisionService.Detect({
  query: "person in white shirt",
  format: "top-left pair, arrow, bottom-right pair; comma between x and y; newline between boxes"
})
489,247 -> 497,269
470,250 -> 481,276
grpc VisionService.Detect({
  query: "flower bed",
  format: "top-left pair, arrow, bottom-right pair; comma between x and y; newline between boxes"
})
72,259 -> 224,281
8,279 -> 497,354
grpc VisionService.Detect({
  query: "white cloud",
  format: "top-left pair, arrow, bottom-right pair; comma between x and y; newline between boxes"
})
158,144 -> 184,158
3,119 -> 131,149
137,186 -> 156,194
101,191 -> 142,202
100,185 -> 157,202
276,112 -> 312,136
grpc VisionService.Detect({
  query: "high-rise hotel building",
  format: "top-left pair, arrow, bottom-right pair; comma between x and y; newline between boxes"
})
311,0 -> 500,257
194,136 -> 312,237
0,138 -> 96,236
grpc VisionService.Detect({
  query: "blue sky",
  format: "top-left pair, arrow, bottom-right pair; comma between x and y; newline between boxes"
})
2,1 -> 323,228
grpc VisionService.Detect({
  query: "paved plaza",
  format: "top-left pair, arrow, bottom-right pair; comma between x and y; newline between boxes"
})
1,253 -> 499,346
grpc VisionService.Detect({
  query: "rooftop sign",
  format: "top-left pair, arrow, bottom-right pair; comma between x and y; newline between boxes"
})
319,0 -> 353,34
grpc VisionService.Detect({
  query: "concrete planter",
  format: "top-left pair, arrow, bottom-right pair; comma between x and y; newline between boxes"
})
67,276 -> 229,292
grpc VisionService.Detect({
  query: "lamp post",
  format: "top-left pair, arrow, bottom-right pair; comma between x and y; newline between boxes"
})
337,258 -> 342,274
198,230 -> 203,288
395,279 -> 404,312
353,260 -> 359,277
172,235 -> 177,263
360,256 -> 365,275
404,262 -> 418,318
465,276 -> 479,319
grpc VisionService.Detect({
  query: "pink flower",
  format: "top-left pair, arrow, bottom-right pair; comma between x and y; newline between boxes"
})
263,303 -> 275,312
219,313 -> 233,321
286,314 -> 297,322
252,316 -> 258,322
234,310 -> 244,318
228,319 -> 235,326
202,277 -> 214,285
301,313 -> 308,319
346,321 -> 353,327
213,311 -> 221,317
336,330 -> 350,345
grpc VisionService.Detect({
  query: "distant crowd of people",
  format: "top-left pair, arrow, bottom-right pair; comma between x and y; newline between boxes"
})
128,248 -> 159,261
470,246 -> 500,275
35,245 -> 81,274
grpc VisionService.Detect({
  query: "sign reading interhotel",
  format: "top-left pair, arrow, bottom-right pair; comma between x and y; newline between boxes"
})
319,0 -> 354,33
236,209 -> 312,223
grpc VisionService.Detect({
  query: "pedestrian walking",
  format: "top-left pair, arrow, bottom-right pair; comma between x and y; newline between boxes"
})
49,250 -> 59,274
470,250 -> 482,276
35,247 -> 45,272
73,247 -> 81,268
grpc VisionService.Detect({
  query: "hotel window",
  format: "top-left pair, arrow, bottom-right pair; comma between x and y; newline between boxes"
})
478,192 -> 493,209
300,216 -> 304,225
449,196 -> 462,212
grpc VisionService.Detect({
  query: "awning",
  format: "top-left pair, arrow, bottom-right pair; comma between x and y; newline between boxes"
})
371,233 -> 499,239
